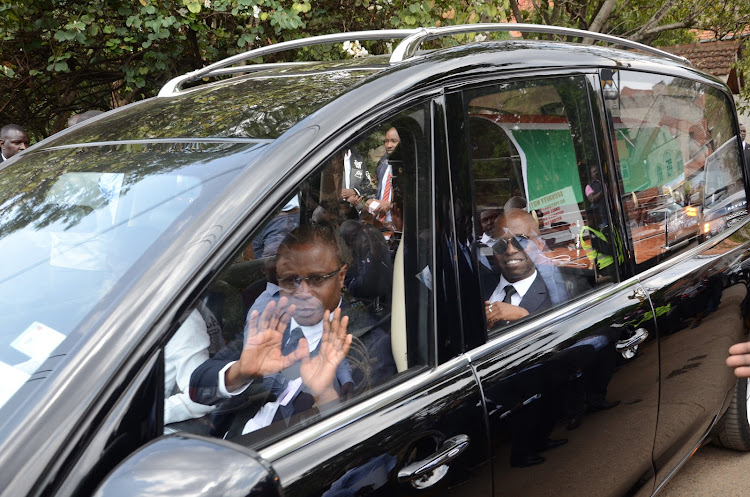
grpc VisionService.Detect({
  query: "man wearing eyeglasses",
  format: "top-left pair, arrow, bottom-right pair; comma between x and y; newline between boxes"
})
484,209 -> 568,328
190,224 -> 395,436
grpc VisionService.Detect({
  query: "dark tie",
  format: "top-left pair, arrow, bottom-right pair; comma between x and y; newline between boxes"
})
282,327 -> 304,356
502,285 -> 516,304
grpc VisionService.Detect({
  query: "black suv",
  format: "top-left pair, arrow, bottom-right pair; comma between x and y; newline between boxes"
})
1,24 -> 749,497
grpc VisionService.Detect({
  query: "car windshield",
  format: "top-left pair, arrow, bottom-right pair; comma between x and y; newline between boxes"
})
0,140 -> 266,408
43,68 -> 372,146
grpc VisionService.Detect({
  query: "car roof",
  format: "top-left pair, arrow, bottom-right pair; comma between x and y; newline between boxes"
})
33,34 -> 715,153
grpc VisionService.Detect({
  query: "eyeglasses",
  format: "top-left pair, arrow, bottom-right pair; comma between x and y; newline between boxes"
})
277,265 -> 344,290
492,234 -> 533,254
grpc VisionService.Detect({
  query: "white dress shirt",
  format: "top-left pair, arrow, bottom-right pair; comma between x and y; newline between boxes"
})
489,271 -> 538,307
343,149 -> 352,189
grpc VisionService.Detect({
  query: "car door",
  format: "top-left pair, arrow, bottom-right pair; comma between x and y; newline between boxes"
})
599,68 -> 750,490
445,73 -> 662,497
85,98 -> 489,497
254,98 -> 491,497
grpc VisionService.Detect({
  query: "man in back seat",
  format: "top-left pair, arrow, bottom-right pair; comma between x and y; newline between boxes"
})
189,223 -> 396,436
483,209 -> 570,328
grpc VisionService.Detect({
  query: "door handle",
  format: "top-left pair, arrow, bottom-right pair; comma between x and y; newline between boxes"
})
616,327 -> 649,359
397,434 -> 470,489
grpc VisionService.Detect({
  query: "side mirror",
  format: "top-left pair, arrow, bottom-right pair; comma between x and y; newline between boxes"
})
93,433 -> 282,497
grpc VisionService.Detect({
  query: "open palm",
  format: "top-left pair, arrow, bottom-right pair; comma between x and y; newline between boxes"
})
300,308 -> 352,401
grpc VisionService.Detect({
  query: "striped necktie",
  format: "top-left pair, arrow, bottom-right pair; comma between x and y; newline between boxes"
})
379,170 -> 392,222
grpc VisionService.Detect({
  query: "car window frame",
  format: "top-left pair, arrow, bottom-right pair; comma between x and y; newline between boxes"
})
159,96 -> 444,453
599,67 -> 748,275
444,70 -> 623,342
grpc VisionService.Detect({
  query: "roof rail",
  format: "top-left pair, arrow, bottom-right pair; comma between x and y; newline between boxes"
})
158,29 -> 418,96
389,23 -> 691,65
159,23 -> 690,96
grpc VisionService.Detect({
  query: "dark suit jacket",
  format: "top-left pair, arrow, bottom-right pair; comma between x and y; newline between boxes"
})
744,142 -> 750,167
344,150 -> 374,197
518,273 -> 554,315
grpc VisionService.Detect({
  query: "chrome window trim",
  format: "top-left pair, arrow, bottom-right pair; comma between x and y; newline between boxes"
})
39,137 -> 271,151
467,278 -> 642,364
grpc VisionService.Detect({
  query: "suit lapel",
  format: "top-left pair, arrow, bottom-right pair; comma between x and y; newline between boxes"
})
519,273 -> 551,314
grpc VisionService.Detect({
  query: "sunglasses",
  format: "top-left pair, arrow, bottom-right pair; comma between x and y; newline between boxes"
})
278,265 -> 344,290
492,234 -> 534,254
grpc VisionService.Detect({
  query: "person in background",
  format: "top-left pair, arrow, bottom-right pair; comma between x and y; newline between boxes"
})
0,124 -> 29,161
740,124 -> 750,166
340,148 -> 374,212
164,309 -> 216,426
366,127 -> 400,224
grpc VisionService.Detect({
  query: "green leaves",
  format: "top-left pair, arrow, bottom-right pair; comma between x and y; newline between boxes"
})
7,0 -> 745,141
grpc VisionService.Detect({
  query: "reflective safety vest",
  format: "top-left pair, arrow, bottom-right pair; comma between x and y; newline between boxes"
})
579,225 -> 623,270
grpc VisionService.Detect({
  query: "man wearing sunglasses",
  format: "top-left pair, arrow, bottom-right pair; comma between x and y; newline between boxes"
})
190,223 -> 395,436
484,209 -> 568,328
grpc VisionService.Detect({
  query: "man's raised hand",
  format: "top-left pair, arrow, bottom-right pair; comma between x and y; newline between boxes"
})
300,308 -> 352,404
225,297 -> 305,390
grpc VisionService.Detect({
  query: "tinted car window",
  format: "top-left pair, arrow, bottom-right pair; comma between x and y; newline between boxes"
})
603,70 -> 747,267
175,103 -> 433,444
0,142 -> 261,409
465,76 -> 616,334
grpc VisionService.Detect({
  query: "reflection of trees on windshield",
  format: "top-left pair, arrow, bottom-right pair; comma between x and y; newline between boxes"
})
44,71 -> 366,148
0,142 -> 252,238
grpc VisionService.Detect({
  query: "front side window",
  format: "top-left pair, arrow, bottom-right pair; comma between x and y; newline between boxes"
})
465,76 -> 616,334
169,104 -> 433,443
603,70 -> 747,267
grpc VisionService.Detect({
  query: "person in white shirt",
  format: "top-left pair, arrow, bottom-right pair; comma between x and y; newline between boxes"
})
163,309 -> 216,426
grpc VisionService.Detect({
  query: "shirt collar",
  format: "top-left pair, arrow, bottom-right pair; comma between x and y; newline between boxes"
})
499,270 -> 537,299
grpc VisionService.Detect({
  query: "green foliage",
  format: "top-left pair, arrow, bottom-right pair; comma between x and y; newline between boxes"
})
0,0 -> 512,139
2,0 -> 748,140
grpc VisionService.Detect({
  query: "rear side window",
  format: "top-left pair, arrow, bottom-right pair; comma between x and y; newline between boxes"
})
602,70 -> 747,267
464,76 -> 617,334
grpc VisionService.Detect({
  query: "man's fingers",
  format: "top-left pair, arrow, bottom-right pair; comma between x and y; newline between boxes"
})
258,299 -> 277,330
726,353 -> 750,367
728,341 -> 750,355
287,337 -> 310,366
337,315 -> 349,341
277,303 -> 295,332
245,310 -> 260,339
268,296 -> 289,330
340,333 -> 353,358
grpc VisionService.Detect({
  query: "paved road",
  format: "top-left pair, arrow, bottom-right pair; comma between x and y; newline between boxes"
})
658,444 -> 750,496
